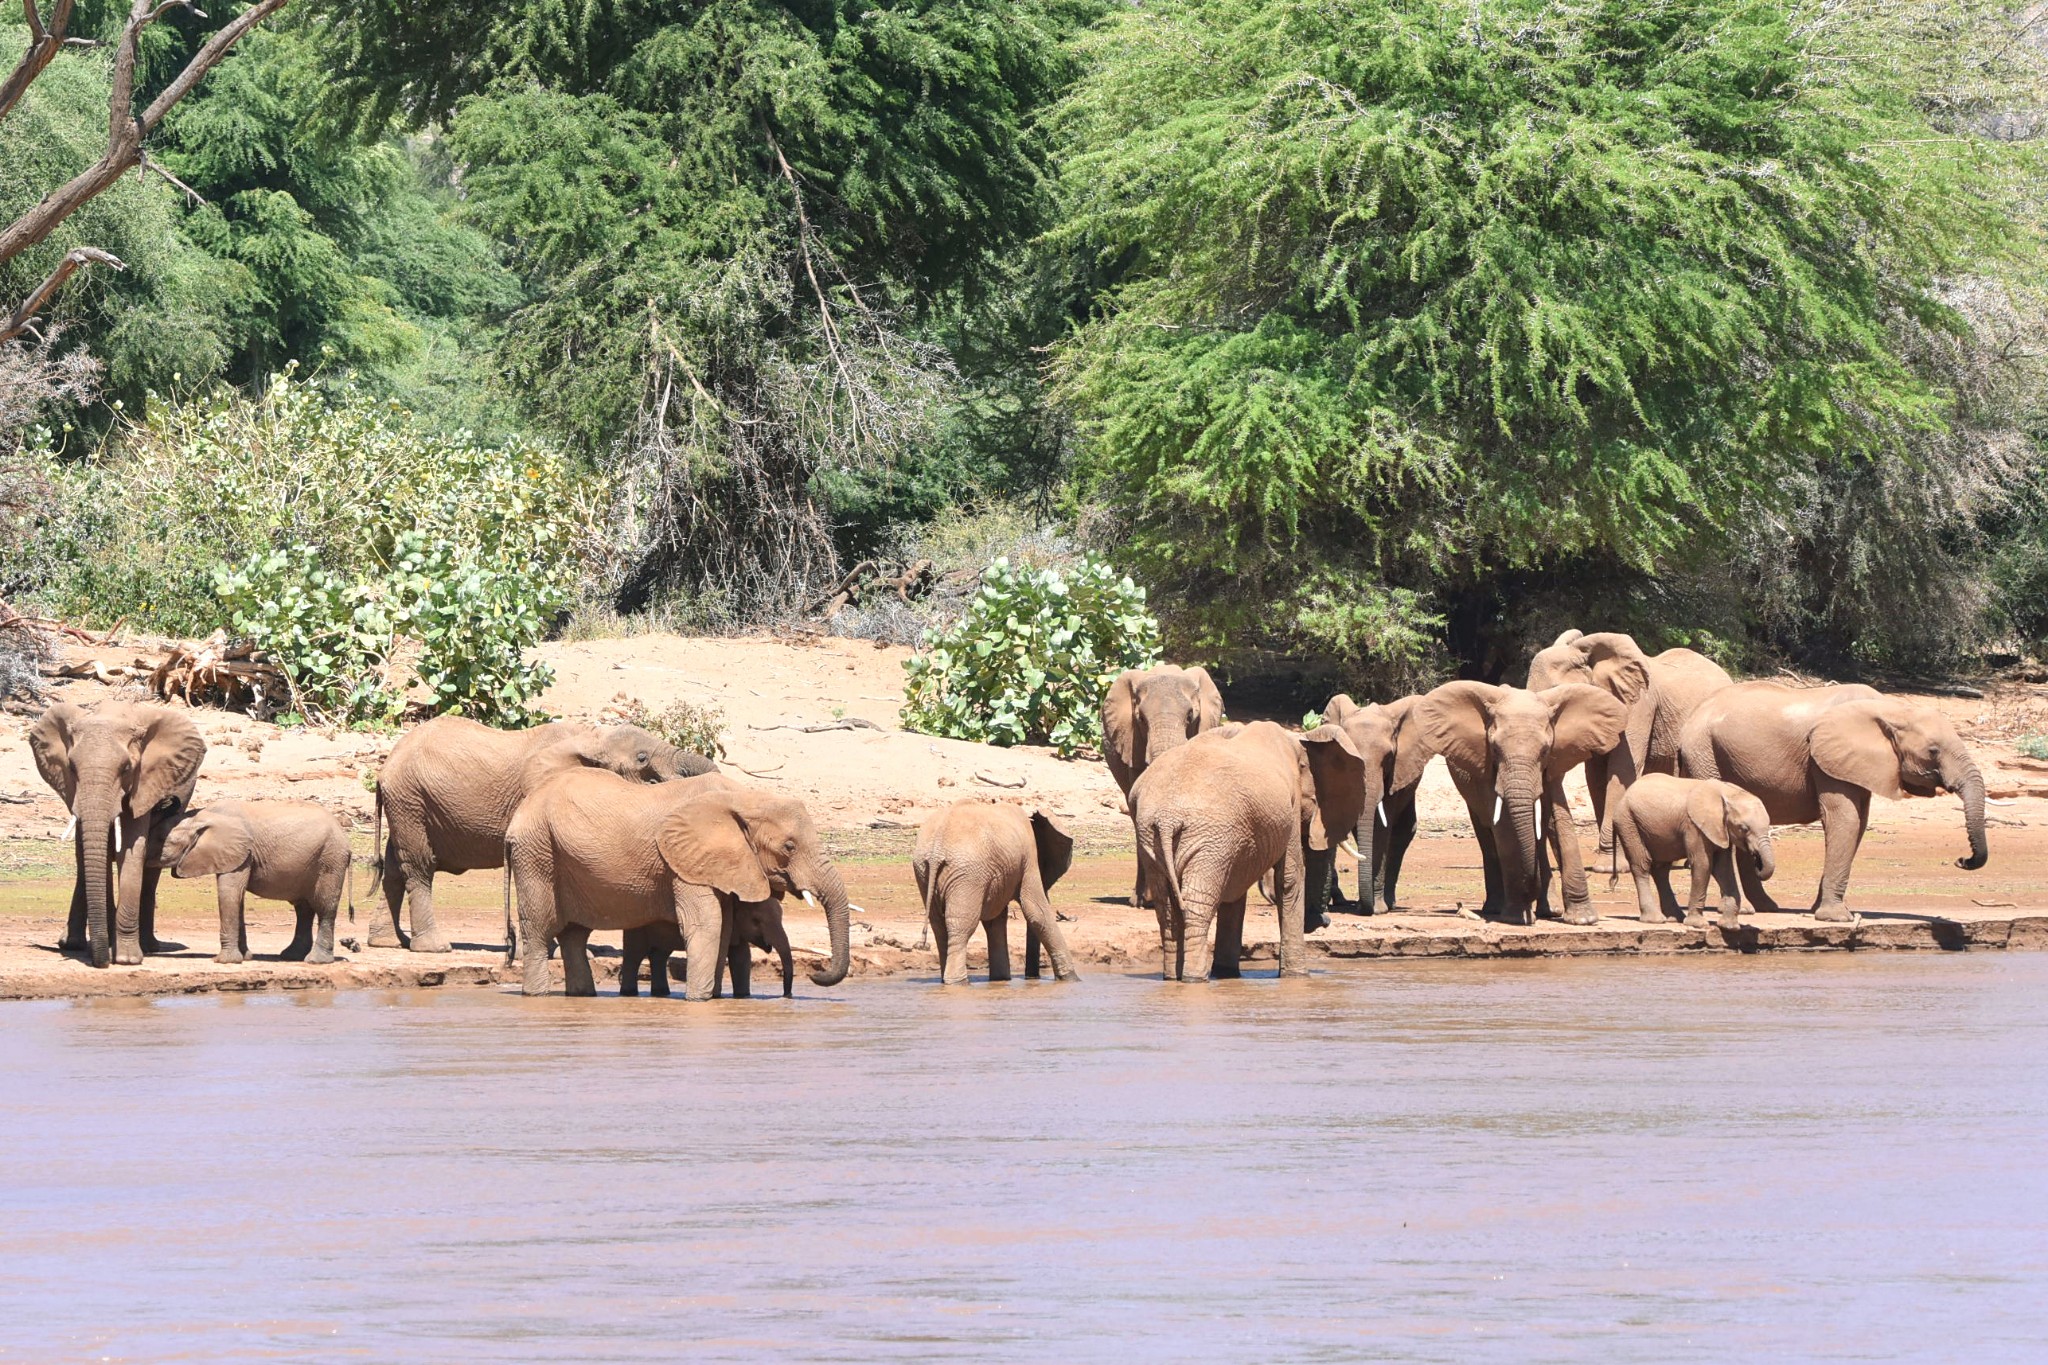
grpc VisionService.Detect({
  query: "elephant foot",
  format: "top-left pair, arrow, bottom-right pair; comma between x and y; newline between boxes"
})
1814,903 -> 1853,923
114,947 -> 143,966
215,949 -> 247,965
367,931 -> 403,949
409,934 -> 453,954
57,933 -> 84,952
305,950 -> 337,965
1561,903 -> 1598,927
1715,911 -> 1741,932
278,945 -> 309,962
1639,910 -> 1671,925
141,936 -> 184,954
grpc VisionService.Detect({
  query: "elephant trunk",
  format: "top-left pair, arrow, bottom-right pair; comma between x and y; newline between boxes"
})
1355,770 -> 1385,913
76,791 -> 118,968
1498,773 -> 1544,917
671,746 -> 718,778
1948,756 -> 1988,871
801,860 -> 852,987
1752,834 -> 1777,883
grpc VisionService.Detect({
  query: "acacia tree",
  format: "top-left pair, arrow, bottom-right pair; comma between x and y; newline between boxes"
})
0,0 -> 289,346
1049,0 -> 2048,680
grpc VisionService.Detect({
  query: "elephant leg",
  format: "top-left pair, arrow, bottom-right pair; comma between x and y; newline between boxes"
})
1302,845 -> 1334,933
1737,852 -> 1782,916
310,890 -> 339,965
1813,785 -> 1869,922
726,925 -> 754,1000
559,923 -> 596,996
61,829 -> 88,951
138,857 -> 180,954
1679,831 -> 1715,927
1174,888 -> 1216,982
214,874 -> 249,965
1024,921 -> 1042,978
1545,779 -> 1599,926
680,912 -> 723,1002
281,904 -> 315,961
927,902 -> 958,984
513,858 -> 556,996
111,822 -> 146,965
1382,796 -> 1418,913
1017,870 -> 1077,982
985,910 -> 1013,983
619,933 -> 645,997
1211,896 -> 1246,979
372,837 -> 409,948
652,949 -> 675,997
1615,813 -> 1664,923
1458,784 -> 1505,917
1710,850 -> 1742,931
405,870 -> 451,955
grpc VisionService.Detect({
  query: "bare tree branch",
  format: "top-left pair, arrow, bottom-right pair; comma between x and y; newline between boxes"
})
0,0 -> 286,326
0,247 -> 125,345
139,151 -> 206,207
0,0 -> 77,124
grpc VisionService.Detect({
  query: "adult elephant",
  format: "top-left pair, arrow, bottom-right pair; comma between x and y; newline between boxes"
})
1102,664 -> 1224,908
505,769 -> 851,999
1314,694 -> 1429,920
1525,630 -> 1733,858
374,716 -> 716,953
1678,682 -> 1987,920
29,701 -> 207,967
1132,721 -> 1365,981
1413,682 -> 1627,925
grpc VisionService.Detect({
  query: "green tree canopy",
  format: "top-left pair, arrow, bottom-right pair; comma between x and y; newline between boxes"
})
1049,0 -> 2045,677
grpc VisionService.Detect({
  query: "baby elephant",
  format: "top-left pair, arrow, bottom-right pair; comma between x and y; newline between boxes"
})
618,899 -> 794,999
154,799 -> 353,963
1613,774 -> 1775,930
913,801 -> 1078,984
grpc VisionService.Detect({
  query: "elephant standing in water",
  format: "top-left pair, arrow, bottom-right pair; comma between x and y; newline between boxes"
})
1133,721 -> 1364,981
1314,694 -> 1429,921
912,800 -> 1079,985
1678,683 -> 1987,920
29,701 -> 207,967
619,898 -> 794,999
374,716 -> 715,953
1102,664 -> 1224,907
1525,630 -> 1733,860
1412,682 -> 1627,925
505,769 -> 850,999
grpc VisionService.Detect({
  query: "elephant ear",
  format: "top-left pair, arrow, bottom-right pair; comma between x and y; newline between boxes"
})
1808,701 -> 1907,800
1187,666 -> 1225,733
177,814 -> 254,877
1551,628 -> 1585,648
1030,809 -> 1074,889
28,703 -> 82,807
656,799 -> 772,901
1415,681 -> 1502,781
1321,692 -> 1360,728
1541,684 -> 1628,777
131,707 -> 206,818
1591,654 -> 1650,710
1384,695 -> 1431,791
1298,726 -> 1366,851
1102,671 -> 1140,775
1685,785 -> 1733,850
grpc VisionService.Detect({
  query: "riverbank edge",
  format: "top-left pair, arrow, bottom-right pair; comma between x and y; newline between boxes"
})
5,911 -> 2045,1001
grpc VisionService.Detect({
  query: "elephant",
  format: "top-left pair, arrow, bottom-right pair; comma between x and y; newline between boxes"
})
152,799 -> 353,964
1102,664 -> 1224,908
374,715 -> 716,953
1412,681 -> 1628,925
911,800 -> 1079,985
1611,774 -> 1775,930
1313,694 -> 1430,920
504,769 -> 851,1000
29,701 -> 207,967
1525,630 -> 1734,860
1677,682 -> 1987,920
1131,720 -> 1365,981
619,898 -> 794,999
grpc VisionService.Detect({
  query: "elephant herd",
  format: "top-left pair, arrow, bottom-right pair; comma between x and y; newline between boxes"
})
1093,631 -> 1988,981
24,627 -> 1990,991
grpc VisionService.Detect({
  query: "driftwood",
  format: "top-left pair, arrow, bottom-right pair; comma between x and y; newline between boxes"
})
804,558 -> 946,622
148,631 -> 290,716
0,601 -> 117,646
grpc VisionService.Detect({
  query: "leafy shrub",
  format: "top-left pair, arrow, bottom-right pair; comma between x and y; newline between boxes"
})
2017,734 -> 2048,762
901,557 -> 1160,756
607,697 -> 728,761
214,530 -> 561,726
10,368 -> 608,635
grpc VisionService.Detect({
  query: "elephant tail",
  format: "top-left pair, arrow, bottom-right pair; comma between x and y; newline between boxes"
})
1148,820 -> 1188,921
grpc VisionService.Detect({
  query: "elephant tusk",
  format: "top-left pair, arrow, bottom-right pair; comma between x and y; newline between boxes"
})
112,820 -> 122,854
63,816 -> 76,841
1376,800 -> 1386,826
1534,801 -> 1543,841
801,890 -> 819,910
1339,838 -> 1360,858
1493,796 -> 1503,825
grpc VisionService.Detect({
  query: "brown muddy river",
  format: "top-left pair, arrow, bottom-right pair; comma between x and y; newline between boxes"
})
3,955 -> 2045,1362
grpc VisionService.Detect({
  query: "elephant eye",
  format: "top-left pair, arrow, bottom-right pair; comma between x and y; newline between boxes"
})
636,751 -> 650,765
783,838 -> 797,853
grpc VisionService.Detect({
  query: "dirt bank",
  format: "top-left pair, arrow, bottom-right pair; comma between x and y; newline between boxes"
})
4,631 -> 2045,999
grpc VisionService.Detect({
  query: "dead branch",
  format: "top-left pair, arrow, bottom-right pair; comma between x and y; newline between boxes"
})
0,0 -> 287,341
0,247 -> 125,344
0,0 -> 77,125
803,557 -> 937,621
0,600 -> 116,645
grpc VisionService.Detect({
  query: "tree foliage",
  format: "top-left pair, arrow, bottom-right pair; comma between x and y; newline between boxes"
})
1049,0 -> 2047,675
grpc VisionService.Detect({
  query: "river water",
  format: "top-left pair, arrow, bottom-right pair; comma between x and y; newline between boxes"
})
2,955 -> 2044,1362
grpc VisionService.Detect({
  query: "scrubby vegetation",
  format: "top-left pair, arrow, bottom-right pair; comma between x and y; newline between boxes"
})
4,0 -> 2048,713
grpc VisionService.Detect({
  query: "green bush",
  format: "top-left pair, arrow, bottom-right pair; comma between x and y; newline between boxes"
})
12,367 -> 607,635
901,557 -> 1161,756
607,697 -> 728,761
